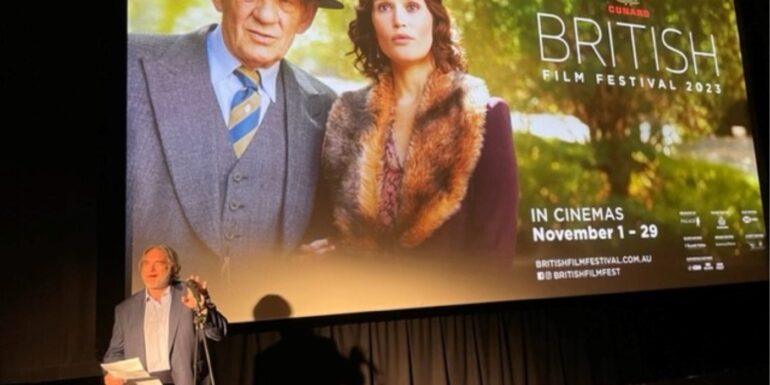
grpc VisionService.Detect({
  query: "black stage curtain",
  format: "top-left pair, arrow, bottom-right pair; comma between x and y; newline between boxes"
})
0,161 -> 100,382
209,283 -> 768,385
4,283 -> 767,385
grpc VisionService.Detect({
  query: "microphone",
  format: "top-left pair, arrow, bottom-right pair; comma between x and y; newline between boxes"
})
185,279 -> 204,311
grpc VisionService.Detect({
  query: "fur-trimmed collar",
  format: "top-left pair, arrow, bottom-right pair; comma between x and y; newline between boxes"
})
323,70 -> 490,250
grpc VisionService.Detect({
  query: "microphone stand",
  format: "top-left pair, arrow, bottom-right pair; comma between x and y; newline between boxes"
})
192,299 -> 216,385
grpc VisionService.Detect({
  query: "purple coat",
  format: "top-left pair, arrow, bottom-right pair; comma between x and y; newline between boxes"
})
416,98 -> 519,259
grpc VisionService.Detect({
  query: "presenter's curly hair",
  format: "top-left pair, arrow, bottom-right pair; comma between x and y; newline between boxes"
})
139,244 -> 182,282
348,0 -> 466,79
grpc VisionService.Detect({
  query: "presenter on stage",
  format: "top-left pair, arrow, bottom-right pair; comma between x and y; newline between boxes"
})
103,245 -> 228,385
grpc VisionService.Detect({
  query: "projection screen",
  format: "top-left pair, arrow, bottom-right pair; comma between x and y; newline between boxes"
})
127,0 -> 767,322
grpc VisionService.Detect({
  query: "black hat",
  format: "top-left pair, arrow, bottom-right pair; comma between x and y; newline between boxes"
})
317,0 -> 344,9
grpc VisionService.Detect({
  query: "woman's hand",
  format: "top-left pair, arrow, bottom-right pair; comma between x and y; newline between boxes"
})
300,238 -> 336,254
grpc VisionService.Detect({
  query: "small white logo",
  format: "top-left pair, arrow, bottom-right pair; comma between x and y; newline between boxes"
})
718,216 -> 726,226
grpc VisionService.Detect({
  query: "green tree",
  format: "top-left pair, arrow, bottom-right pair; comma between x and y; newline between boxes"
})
450,0 -> 749,197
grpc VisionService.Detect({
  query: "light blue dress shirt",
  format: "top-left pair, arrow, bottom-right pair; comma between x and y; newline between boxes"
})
144,286 -> 171,373
206,24 -> 278,128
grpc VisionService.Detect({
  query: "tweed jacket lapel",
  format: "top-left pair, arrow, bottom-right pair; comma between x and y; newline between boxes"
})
167,284 -> 184,354
141,26 -> 225,255
280,61 -> 329,249
129,292 -> 148,367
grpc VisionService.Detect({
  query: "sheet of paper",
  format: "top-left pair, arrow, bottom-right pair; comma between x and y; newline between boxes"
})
100,357 -> 153,380
134,379 -> 163,385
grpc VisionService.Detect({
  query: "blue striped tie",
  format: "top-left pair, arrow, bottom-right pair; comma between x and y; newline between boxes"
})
229,67 -> 262,158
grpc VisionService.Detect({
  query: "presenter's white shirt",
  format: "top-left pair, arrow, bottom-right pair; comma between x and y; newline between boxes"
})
144,287 -> 171,373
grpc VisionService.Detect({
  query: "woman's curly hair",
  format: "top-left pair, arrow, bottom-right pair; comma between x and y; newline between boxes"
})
348,0 -> 467,79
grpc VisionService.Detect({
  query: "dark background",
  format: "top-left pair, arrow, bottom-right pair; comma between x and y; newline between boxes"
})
0,0 -> 766,384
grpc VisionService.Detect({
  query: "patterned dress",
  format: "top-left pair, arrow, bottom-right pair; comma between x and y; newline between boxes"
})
378,127 -> 403,233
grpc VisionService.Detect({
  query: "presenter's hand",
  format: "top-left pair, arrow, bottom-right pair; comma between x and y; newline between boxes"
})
104,373 -> 125,385
182,275 -> 208,312
300,238 -> 336,254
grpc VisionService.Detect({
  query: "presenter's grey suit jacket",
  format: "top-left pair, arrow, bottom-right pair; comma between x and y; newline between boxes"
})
103,283 -> 228,385
127,25 -> 337,288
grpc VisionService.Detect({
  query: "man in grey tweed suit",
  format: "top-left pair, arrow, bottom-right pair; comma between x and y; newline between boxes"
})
127,0 -> 343,294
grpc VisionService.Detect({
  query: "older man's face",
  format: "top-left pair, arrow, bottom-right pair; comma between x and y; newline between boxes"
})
214,0 -> 319,69
140,248 -> 172,290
